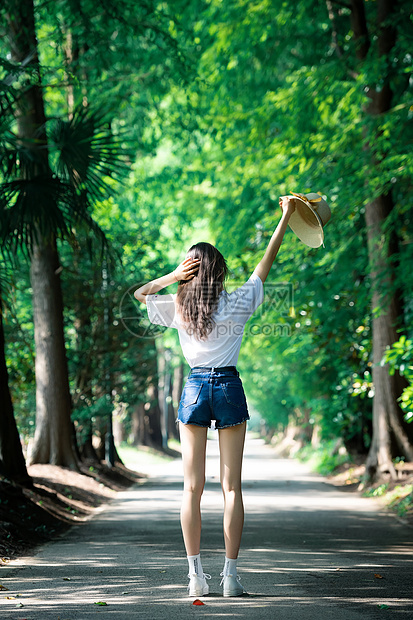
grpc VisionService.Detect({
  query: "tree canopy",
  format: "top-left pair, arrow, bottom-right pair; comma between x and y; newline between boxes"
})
1,0 -> 412,480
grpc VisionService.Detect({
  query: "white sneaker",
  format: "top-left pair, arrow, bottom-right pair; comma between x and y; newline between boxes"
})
220,572 -> 248,597
187,573 -> 211,597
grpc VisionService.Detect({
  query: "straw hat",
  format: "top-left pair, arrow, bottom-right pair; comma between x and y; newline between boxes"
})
286,192 -> 331,248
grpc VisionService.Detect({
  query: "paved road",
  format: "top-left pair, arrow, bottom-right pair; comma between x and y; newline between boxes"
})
1,436 -> 412,619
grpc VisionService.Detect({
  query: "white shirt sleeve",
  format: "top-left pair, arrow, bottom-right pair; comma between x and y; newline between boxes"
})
228,273 -> 264,324
146,293 -> 179,329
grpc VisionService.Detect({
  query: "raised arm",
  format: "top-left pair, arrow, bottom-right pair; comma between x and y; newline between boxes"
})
253,197 -> 296,283
134,257 -> 200,304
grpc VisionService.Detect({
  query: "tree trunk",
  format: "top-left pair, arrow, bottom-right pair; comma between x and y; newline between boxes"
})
169,362 -> 183,440
80,430 -> 101,462
351,0 -> 413,478
93,433 -> 106,461
63,29 -> 77,119
156,343 -> 168,448
130,403 -> 145,445
145,381 -> 163,448
311,423 -> 322,449
28,236 -> 77,467
0,287 -> 31,485
167,374 -> 177,440
364,195 -> 413,478
5,0 -> 78,468
113,405 -> 126,446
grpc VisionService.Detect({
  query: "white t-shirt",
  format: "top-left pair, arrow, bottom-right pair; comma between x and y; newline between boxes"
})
146,272 -> 264,368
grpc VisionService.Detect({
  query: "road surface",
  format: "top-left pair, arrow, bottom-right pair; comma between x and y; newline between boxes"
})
1,435 -> 412,618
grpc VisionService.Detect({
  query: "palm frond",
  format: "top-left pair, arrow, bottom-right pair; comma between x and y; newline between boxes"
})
0,104 -> 129,259
0,55 -> 39,120
0,64 -> 17,119
0,126 -> 40,181
0,256 -> 13,296
49,105 -> 132,204
0,175 -> 107,256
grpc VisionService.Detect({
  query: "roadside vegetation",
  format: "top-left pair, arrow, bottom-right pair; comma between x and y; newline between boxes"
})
291,441 -> 413,523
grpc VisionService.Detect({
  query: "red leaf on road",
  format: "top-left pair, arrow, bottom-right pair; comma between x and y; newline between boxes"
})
193,599 -> 205,605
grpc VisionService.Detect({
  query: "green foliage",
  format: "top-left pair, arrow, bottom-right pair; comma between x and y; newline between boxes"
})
151,0 -> 412,458
0,105 -> 129,256
387,486 -> 413,517
49,107 -> 131,198
382,336 -> 413,423
0,254 -> 35,442
364,483 -> 389,498
364,483 -> 413,518
1,0 -> 412,468
297,441 -> 352,476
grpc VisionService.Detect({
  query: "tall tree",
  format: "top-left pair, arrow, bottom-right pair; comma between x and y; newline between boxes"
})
0,277 -> 31,484
2,0 -> 128,466
347,0 -> 413,478
3,0 -> 77,466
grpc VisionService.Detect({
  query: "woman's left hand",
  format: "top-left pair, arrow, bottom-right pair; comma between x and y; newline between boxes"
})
279,196 -> 297,216
174,257 -> 200,281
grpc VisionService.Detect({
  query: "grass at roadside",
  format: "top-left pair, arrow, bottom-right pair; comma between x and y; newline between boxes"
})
292,441 -> 413,523
363,482 -> 413,519
117,440 -> 181,475
295,440 -> 353,476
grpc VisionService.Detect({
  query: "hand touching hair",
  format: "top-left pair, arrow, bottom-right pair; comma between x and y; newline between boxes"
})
173,257 -> 201,282
176,242 -> 228,340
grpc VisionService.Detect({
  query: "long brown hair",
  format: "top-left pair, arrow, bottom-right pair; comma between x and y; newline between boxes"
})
176,242 -> 228,340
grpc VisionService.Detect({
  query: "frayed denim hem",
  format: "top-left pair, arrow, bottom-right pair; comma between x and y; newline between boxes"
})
176,418 -> 249,429
176,419 -> 210,428
216,418 -> 249,430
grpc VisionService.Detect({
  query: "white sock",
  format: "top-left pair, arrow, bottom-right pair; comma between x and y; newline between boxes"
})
223,557 -> 237,577
187,553 -> 203,576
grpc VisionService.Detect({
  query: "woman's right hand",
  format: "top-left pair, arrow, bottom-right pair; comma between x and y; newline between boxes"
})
174,257 -> 200,281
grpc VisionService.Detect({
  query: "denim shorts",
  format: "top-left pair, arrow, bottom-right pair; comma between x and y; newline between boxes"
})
177,366 -> 250,430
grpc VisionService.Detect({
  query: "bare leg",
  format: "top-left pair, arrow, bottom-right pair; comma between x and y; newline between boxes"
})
179,422 -> 208,556
218,422 -> 247,559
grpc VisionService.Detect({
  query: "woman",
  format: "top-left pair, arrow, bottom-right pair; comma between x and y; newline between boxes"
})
134,196 -> 296,597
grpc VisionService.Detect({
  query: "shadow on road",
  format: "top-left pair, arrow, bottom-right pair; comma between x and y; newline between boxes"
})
1,436 -> 412,619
